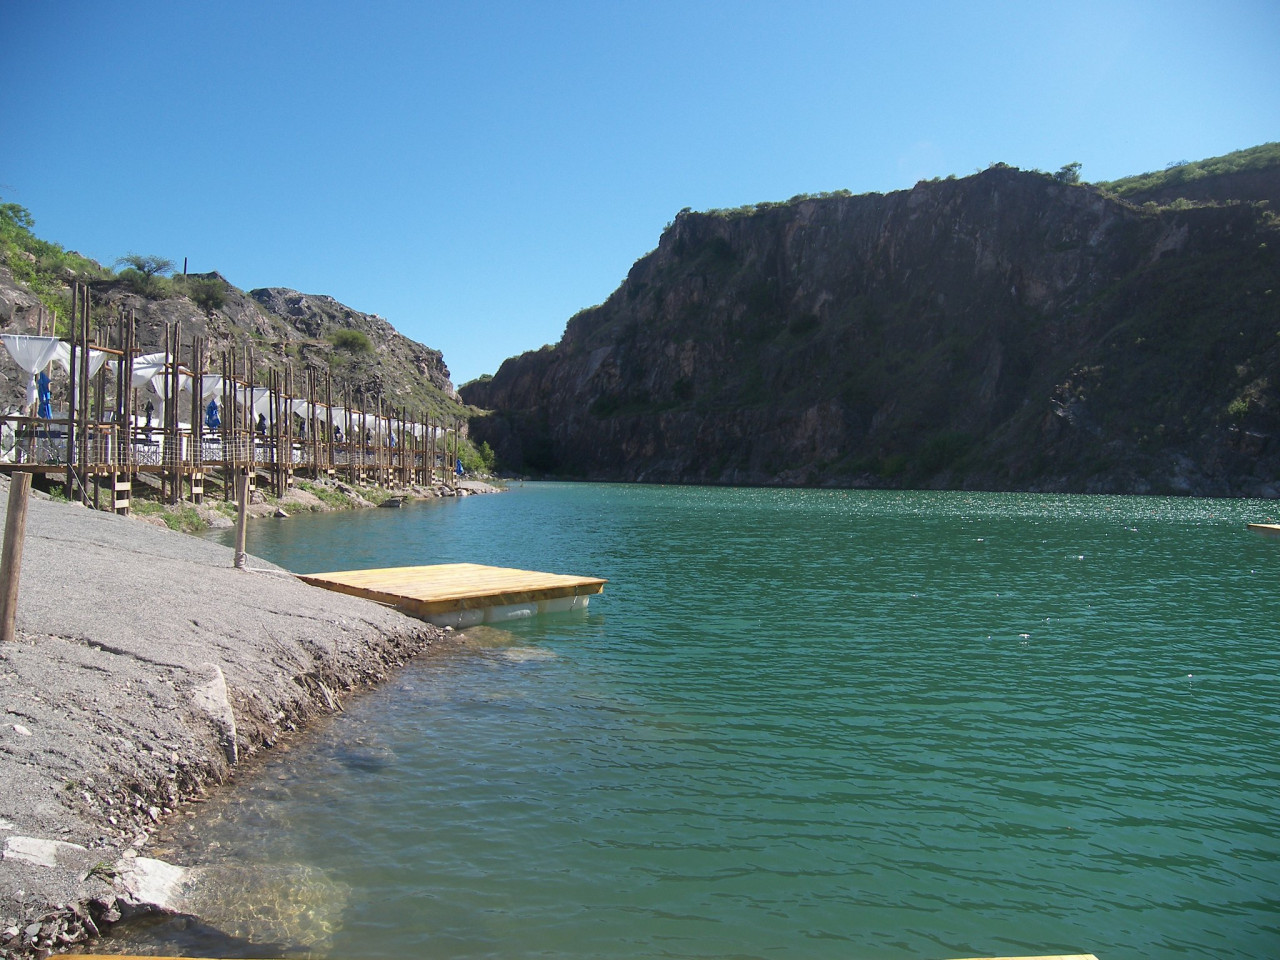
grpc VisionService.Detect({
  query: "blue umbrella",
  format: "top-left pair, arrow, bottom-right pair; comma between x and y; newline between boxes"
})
36,371 -> 52,419
205,398 -> 221,430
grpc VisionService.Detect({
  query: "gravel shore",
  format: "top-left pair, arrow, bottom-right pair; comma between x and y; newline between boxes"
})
0,478 -> 451,958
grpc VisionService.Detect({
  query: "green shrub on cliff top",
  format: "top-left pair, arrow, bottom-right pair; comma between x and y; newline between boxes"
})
173,274 -> 228,312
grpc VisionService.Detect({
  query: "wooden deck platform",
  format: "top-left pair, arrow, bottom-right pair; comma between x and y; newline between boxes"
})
1247,522 -> 1280,536
297,562 -> 607,628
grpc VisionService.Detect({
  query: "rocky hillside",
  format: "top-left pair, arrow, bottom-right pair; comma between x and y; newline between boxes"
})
1098,142 -> 1280,208
0,225 -> 463,420
463,146 -> 1280,497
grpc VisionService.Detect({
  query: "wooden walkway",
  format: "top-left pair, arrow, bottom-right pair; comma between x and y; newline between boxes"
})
66,954 -> 1098,960
1247,522 -> 1280,536
298,562 -> 607,627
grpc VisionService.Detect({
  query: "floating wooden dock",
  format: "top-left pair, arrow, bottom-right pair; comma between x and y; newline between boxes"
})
1247,522 -> 1280,536
298,562 -> 607,628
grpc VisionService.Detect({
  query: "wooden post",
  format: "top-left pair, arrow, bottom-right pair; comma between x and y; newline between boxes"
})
233,470 -> 249,570
77,290 -> 91,503
221,349 -> 233,501
92,323 -> 106,511
452,418 -> 460,490
324,371 -> 334,479
120,309 -> 136,512
272,367 -> 284,496
245,346 -> 255,493
65,284 -> 79,499
283,364 -> 294,492
191,336 -> 203,504
307,366 -> 318,478
0,472 -> 33,643
375,394 -> 384,486
169,324 -> 183,505
346,397 -> 356,486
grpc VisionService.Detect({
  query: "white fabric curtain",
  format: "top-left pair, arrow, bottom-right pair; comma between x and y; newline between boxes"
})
87,349 -> 111,379
149,372 -> 192,402
251,387 -> 273,418
1,335 -> 62,374
130,352 -> 168,389
2,335 -> 62,408
193,375 -> 224,402
50,342 -> 111,379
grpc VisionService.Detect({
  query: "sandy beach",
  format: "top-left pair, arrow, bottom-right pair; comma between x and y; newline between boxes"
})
0,477 -> 454,958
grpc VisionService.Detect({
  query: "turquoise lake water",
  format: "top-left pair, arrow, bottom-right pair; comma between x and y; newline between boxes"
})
129,484 -> 1279,959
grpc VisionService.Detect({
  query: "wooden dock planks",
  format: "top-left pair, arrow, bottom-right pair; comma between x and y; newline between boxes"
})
297,562 -> 607,619
1247,522 -> 1280,536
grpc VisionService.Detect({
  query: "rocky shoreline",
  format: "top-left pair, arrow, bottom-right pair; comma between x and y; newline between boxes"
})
0,477 -> 485,958
130,476 -> 503,535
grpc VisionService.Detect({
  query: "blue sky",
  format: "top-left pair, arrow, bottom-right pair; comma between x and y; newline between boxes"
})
3,1 -> 1277,386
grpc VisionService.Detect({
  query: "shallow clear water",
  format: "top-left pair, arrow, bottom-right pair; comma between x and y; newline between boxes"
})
130,485 -> 1280,958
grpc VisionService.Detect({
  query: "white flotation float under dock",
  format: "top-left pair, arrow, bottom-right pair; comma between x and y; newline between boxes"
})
297,562 -> 607,628
1247,522 -> 1280,537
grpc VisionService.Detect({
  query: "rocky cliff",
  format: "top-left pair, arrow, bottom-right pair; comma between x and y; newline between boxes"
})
462,157 -> 1280,497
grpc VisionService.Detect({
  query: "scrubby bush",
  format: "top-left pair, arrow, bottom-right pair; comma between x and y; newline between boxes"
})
328,329 -> 374,354
174,275 -> 227,312
114,253 -> 174,277
116,268 -> 172,298
459,438 -> 497,474
112,253 -> 176,299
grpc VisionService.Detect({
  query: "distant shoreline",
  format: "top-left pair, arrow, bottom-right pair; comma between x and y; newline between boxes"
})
126,475 -> 504,536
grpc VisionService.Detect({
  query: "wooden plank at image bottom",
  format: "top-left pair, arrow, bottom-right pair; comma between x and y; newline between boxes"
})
64,955 -> 1100,960
297,562 -> 607,620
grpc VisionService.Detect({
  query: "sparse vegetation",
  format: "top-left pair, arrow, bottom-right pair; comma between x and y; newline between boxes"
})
704,190 -> 855,220
296,480 -> 353,509
0,197 -> 112,320
130,499 -> 206,534
1098,142 -> 1280,198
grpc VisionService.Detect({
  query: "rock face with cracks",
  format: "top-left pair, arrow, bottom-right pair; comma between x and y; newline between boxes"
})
464,163 -> 1280,495
0,477 -> 445,958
